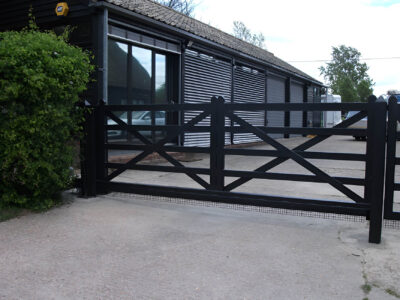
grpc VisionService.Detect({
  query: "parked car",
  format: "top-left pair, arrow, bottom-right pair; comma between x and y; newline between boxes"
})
107,111 -> 166,139
346,110 -> 400,141
378,94 -> 400,103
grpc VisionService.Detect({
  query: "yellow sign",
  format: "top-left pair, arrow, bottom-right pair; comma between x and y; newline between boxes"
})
55,2 -> 69,16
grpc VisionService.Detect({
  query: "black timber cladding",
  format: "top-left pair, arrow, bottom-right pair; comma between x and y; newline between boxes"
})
0,1 -> 94,101
184,49 -> 231,146
0,0 -> 92,31
233,65 -> 265,143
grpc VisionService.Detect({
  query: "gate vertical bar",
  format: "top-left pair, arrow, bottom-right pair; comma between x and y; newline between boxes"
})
210,96 -> 225,190
384,96 -> 398,219
365,95 -> 387,243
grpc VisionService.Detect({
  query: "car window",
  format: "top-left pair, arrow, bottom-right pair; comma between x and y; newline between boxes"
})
143,112 -> 151,120
132,111 -> 145,119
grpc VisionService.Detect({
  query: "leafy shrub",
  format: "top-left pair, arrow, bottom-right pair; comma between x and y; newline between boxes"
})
0,24 -> 93,210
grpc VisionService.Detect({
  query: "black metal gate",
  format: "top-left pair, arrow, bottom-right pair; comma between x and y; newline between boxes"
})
82,96 -> 389,244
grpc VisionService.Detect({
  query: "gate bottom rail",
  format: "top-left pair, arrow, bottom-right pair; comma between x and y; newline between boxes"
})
99,181 -> 370,217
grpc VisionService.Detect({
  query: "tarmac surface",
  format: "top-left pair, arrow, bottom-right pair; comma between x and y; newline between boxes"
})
1,136 -> 400,299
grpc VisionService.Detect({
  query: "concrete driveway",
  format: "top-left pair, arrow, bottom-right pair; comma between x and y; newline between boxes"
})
0,194 -> 399,300
1,136 -> 400,299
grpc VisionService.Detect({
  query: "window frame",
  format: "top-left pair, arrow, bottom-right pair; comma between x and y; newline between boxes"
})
108,36 -> 177,107
107,36 -> 179,143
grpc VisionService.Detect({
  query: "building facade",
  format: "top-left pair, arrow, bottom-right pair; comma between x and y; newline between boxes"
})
0,0 -> 324,146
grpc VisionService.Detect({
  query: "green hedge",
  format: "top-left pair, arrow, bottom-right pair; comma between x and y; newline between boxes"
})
0,25 -> 94,210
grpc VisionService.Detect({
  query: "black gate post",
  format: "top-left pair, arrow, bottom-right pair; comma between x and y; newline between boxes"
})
384,96 -> 398,219
210,96 -> 225,190
95,100 -> 107,194
365,95 -> 387,243
81,103 -> 97,197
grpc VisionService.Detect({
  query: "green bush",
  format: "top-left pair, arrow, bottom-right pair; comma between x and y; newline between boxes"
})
0,25 -> 94,210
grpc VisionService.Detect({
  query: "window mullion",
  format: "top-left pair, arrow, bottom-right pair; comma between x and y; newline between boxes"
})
151,51 -> 156,143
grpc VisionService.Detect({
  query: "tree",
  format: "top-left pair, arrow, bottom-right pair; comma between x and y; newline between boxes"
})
156,0 -> 196,17
232,21 -> 266,49
319,45 -> 374,102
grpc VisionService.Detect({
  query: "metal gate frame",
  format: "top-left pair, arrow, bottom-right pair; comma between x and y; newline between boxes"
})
82,96 -> 388,244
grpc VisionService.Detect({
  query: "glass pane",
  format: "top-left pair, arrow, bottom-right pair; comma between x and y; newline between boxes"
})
107,111 -> 128,141
131,46 -> 152,105
155,54 -> 167,142
108,40 -> 128,105
155,54 -> 166,104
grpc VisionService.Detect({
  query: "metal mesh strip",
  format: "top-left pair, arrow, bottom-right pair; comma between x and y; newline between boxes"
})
106,192 -> 400,229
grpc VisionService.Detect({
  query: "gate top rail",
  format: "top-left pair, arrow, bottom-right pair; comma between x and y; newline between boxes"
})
105,102 -> 370,112
105,103 -> 212,111
225,102 -> 369,111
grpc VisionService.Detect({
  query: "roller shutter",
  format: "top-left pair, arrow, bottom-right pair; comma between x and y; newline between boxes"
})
233,66 -> 265,144
290,83 -> 304,137
183,50 -> 231,146
266,76 -> 285,139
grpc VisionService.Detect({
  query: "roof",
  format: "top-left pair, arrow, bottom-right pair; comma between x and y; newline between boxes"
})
101,0 -> 320,84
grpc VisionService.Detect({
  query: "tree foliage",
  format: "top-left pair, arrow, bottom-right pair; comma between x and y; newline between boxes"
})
0,25 -> 93,210
156,0 -> 196,17
320,45 -> 374,102
233,21 -> 266,49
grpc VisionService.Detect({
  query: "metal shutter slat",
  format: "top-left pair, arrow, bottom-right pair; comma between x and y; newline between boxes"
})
267,77 -> 285,139
233,67 -> 265,144
184,51 -> 231,146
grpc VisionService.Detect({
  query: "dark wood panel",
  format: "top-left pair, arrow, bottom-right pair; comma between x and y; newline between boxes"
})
0,0 -> 91,30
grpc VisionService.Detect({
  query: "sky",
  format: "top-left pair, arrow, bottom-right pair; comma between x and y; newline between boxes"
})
193,0 -> 400,96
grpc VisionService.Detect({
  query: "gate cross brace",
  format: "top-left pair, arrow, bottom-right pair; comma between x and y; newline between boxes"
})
225,111 -> 367,192
226,111 -> 366,203
105,110 -> 211,189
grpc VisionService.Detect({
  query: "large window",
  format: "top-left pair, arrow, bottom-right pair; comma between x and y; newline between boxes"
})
107,38 -> 179,142
108,40 -> 175,106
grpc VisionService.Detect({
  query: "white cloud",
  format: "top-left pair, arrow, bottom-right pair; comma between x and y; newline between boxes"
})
195,0 -> 400,96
